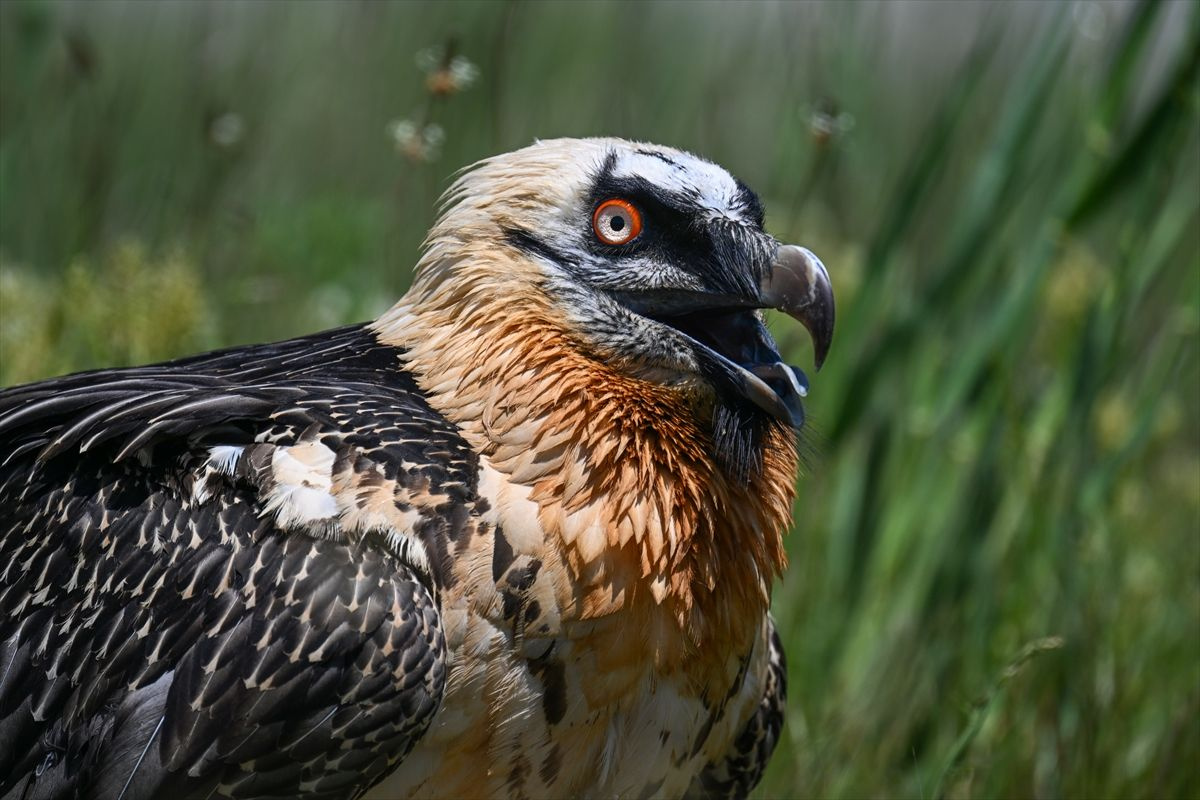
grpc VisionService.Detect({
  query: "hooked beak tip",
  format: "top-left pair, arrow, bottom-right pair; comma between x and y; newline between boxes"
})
760,245 -> 835,371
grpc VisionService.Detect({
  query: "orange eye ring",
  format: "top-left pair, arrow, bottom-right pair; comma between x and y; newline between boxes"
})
592,198 -> 643,245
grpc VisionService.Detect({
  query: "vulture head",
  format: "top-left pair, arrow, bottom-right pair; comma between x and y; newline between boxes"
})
377,138 -> 834,482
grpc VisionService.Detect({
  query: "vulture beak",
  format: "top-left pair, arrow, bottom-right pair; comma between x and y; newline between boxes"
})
759,245 -> 835,371
737,245 -> 835,428
614,244 -> 835,430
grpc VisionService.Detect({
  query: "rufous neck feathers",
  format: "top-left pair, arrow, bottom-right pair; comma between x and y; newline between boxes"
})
373,244 -> 797,654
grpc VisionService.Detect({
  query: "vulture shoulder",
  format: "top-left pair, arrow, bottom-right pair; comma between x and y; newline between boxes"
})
0,324 -> 476,800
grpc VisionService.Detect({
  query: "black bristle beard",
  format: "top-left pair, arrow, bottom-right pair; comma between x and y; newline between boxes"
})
711,398 -> 776,484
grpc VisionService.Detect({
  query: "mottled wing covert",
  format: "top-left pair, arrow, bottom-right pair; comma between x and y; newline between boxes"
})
0,326 -> 478,800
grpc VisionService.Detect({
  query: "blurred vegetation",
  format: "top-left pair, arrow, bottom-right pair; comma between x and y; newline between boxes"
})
1,241 -> 212,381
1,1 -> 1197,798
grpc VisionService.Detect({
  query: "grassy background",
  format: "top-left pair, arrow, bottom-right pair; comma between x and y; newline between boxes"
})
1,1 -> 1198,797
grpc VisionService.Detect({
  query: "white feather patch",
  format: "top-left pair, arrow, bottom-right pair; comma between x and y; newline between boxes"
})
207,445 -> 245,474
261,441 -> 339,531
191,445 -> 246,504
266,484 -> 340,529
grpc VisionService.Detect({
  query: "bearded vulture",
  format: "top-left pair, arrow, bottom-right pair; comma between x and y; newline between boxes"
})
0,138 -> 834,800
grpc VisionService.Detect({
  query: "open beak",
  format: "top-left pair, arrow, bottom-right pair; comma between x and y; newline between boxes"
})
616,244 -> 835,430
737,245 -> 835,427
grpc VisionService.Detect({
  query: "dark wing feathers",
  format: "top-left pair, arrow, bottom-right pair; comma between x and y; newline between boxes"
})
0,324 -> 466,800
686,622 -> 788,800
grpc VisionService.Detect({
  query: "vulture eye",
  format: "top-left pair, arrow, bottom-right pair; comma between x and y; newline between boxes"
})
592,199 -> 643,245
